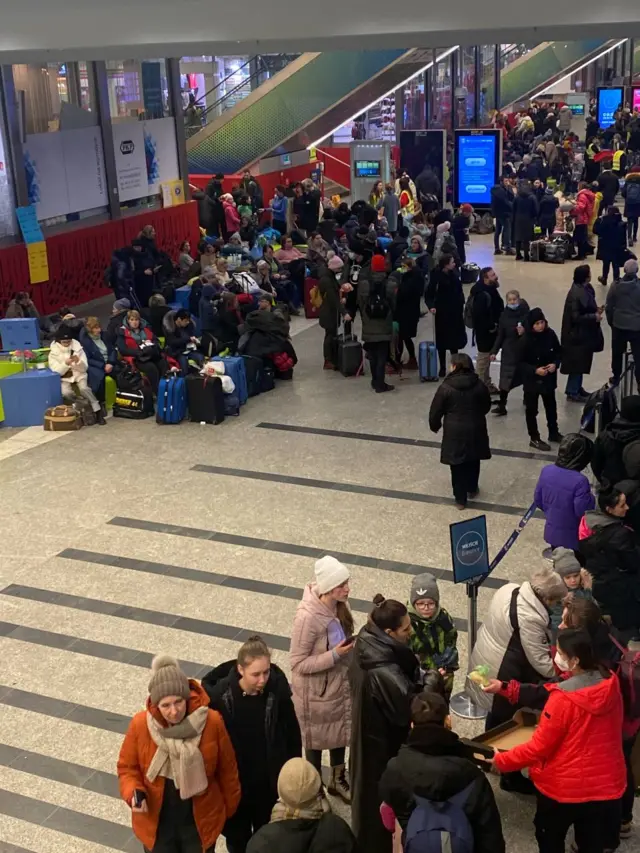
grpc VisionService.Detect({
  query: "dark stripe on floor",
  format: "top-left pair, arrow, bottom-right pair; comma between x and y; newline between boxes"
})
107,516 -> 508,590
256,422 -> 551,462
192,463 -> 530,518
0,843 -> 41,853
0,789 -> 133,850
0,618 -> 211,677
0,584 -> 291,651
0,685 -> 130,734
0,742 -> 119,798
56,548 -> 469,632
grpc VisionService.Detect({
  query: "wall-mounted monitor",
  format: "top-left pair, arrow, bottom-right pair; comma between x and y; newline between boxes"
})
453,130 -> 502,208
597,87 -> 624,129
568,103 -> 585,116
353,159 -> 381,178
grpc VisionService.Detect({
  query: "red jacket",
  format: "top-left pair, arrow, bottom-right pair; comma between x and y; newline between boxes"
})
573,189 -> 595,226
494,672 -> 626,803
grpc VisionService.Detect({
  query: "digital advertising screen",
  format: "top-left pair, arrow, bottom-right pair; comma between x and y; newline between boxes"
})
454,130 -> 501,208
568,103 -> 585,116
633,88 -> 640,113
353,159 -> 381,178
597,87 -> 624,129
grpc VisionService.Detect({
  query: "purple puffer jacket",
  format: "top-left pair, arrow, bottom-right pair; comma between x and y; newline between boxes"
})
534,463 -> 595,549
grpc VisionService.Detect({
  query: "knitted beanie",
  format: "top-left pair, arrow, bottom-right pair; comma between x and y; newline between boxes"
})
314,555 -> 350,595
410,573 -> 440,606
148,654 -> 190,705
371,254 -> 387,272
328,255 -> 344,271
277,758 -> 322,808
551,547 -> 581,578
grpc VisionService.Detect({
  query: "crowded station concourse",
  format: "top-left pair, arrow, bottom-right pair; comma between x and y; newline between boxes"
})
6,84 -> 640,853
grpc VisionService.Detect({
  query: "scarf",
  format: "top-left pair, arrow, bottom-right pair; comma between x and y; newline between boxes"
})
270,793 -> 330,823
145,706 -> 209,800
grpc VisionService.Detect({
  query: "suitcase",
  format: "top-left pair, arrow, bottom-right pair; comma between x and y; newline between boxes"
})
223,392 -> 241,416
241,355 -> 264,398
304,277 -> 321,319
113,388 -> 154,419
529,240 -> 545,262
72,398 -> 97,426
43,405 -> 82,431
543,242 -> 565,264
186,375 -> 225,424
156,375 -> 187,424
419,341 -> 438,382
460,263 -> 480,285
337,324 -> 363,377
211,356 -> 248,404
261,365 -> 275,392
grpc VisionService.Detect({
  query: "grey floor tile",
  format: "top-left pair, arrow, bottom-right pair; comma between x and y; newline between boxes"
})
82,769 -> 121,799
65,703 -> 131,734
43,802 -> 135,849
0,789 -> 57,825
1,584 -> 59,603
0,743 -> 23,765
8,625 -> 76,650
0,687 -> 77,720
8,749 -> 95,788
0,843 -> 39,853
0,620 -> 18,636
234,628 -> 290,651
112,604 -> 180,628
67,637 -> 142,664
172,616 -> 245,640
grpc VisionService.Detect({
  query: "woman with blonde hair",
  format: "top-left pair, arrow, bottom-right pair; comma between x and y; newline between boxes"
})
115,309 -> 167,392
290,556 -> 354,803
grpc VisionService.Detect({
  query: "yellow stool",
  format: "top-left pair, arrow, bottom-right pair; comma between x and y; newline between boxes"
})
105,375 -> 117,411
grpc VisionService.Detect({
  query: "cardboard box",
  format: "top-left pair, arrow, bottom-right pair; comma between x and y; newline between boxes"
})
462,709 -> 539,767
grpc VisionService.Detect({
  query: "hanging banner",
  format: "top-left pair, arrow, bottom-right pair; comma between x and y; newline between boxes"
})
63,126 -> 107,215
24,132 -> 67,219
26,241 -> 49,284
112,121 -> 147,202
143,117 -> 180,196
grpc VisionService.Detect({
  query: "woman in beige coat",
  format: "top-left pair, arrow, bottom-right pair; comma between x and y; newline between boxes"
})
290,556 -> 354,803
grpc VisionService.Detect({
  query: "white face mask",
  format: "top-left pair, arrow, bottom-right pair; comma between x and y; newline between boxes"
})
554,651 -> 572,672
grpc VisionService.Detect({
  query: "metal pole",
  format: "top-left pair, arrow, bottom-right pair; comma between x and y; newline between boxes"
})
0,65 -> 29,207
92,61 -> 121,220
166,57 -> 191,203
449,582 -> 487,720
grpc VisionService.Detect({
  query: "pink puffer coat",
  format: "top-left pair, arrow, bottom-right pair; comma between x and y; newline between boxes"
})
290,583 -> 352,750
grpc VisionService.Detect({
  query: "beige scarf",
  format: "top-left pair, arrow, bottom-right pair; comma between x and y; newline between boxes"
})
270,793 -> 330,823
146,706 -> 209,800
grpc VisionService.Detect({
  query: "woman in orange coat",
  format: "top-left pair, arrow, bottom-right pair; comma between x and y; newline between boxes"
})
117,655 -> 241,853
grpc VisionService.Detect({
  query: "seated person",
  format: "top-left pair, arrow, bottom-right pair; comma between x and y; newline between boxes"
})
221,233 -> 253,263
275,236 -> 305,265
78,316 -> 117,402
115,309 -> 167,392
197,239 -> 219,273
105,298 -> 131,348
162,308 -> 204,372
178,240 -> 195,276
49,324 -> 106,425
142,293 -> 171,338
239,215 -> 257,247
212,256 -> 233,288
211,291 -> 243,352
255,260 -> 300,313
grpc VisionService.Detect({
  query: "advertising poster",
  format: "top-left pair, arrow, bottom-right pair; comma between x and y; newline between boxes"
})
597,87 -> 623,129
143,117 -> 179,197
633,88 -> 640,113
112,121 -> 147,202
455,132 -> 498,207
63,126 -> 107,215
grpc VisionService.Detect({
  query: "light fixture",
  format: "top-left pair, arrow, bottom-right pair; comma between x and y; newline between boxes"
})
307,45 -> 459,149
530,39 -> 627,99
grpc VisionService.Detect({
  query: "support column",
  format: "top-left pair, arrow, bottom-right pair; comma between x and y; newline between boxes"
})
92,61 -> 121,220
428,49 -> 437,127
493,44 -> 501,113
67,62 -> 82,107
0,65 -> 29,207
474,47 -> 481,128
394,87 -> 404,137
166,57 -> 191,201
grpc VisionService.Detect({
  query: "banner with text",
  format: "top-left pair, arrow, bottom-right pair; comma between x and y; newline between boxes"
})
112,117 -> 179,202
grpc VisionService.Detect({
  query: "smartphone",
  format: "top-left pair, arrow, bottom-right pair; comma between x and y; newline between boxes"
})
133,789 -> 147,808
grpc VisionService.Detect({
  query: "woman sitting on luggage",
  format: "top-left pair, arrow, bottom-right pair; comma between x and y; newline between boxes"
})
116,309 -> 167,393
78,316 -> 117,402
162,309 -> 203,373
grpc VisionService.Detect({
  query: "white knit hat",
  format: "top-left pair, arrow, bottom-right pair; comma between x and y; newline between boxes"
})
314,555 -> 350,595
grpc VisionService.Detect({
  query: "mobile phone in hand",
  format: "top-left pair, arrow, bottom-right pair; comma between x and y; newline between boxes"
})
133,789 -> 147,808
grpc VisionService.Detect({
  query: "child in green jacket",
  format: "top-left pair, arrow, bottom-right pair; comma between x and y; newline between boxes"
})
408,573 -> 459,698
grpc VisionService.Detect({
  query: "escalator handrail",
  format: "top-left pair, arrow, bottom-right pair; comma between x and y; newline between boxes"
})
183,55 -> 257,114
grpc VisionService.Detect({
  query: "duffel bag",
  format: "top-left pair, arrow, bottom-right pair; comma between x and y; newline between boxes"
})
44,405 -> 82,431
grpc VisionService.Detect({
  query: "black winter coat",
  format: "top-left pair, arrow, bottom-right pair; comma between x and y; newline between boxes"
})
579,514 -> 640,631
349,622 -> 422,853
595,211 -> 627,265
425,269 -> 467,351
318,270 -> 343,332
538,194 -> 559,230
429,370 -> 492,465
623,172 -> 640,218
202,661 -> 302,810
592,417 -> 640,485
513,190 -> 539,242
597,170 -> 620,207
379,725 -> 506,853
468,281 -> 504,352
490,184 -> 514,218
490,301 -> 530,392
246,814 -> 355,853
520,325 -> 561,394
394,268 -> 424,338
560,281 -> 604,375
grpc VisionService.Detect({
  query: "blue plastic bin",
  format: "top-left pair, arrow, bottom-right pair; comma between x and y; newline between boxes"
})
0,318 -> 40,351
175,286 -> 191,309
0,369 -> 62,427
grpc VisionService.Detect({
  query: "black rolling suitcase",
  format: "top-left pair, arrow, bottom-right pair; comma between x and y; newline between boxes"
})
186,375 -> 225,424
241,355 -> 264,398
336,321 -> 363,377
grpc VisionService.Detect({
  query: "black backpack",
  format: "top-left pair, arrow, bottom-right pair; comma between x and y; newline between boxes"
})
366,275 -> 390,320
581,384 -> 619,434
116,366 -> 143,393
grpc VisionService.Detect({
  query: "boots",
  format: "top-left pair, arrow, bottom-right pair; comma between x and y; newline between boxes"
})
323,360 -> 336,370
327,764 -> 351,803
404,357 -> 418,370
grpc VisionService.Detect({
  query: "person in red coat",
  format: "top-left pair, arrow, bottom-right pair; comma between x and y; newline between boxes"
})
493,628 -> 626,853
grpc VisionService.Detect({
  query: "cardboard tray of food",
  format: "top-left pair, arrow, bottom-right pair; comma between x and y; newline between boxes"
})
461,709 -> 540,767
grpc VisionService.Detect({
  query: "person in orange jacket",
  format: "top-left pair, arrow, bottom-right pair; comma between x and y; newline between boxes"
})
117,655 -> 241,853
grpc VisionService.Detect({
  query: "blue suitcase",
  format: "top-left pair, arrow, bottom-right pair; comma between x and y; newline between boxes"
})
419,341 -> 438,382
211,356 -> 248,405
223,392 -> 241,416
156,375 -> 187,424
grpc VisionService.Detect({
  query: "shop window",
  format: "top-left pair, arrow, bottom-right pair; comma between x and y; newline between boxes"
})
107,59 -> 170,122
403,75 -> 426,130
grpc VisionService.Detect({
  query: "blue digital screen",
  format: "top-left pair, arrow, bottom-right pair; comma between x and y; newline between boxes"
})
597,87 -> 623,129
354,160 -> 381,178
456,134 -> 497,206
568,103 -> 585,116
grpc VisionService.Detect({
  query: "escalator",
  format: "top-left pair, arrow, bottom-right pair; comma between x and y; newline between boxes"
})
187,49 -> 425,174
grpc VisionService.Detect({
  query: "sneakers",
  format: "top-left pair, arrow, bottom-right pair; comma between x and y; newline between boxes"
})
494,249 -> 504,255
492,404 -> 507,416
530,438 -> 551,451
620,822 -> 633,839
548,431 -> 564,443
404,357 -> 418,370
598,275 -> 608,286
323,360 -> 336,371
327,764 -> 351,804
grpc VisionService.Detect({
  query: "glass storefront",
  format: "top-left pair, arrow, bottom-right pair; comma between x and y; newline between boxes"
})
455,46 -> 476,127
13,63 -> 96,134
432,53 -> 453,130
106,59 -> 170,122
478,45 -> 496,126
402,75 -> 426,129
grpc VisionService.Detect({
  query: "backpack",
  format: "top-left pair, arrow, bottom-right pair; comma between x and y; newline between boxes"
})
609,633 -> 640,721
581,384 -> 618,434
310,284 -> 323,310
366,276 -> 390,320
626,181 -> 640,205
463,290 -> 489,329
404,789 -> 475,853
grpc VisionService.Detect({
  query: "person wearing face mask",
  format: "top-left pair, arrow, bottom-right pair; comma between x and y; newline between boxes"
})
408,574 -> 458,699
489,289 -> 530,416
349,595 -> 421,853
290,557 -> 355,803
492,629 -> 626,853
117,655 -> 241,853
202,637 -> 302,853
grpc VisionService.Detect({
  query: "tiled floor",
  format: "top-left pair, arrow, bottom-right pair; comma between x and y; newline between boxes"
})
0,235 -> 636,853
